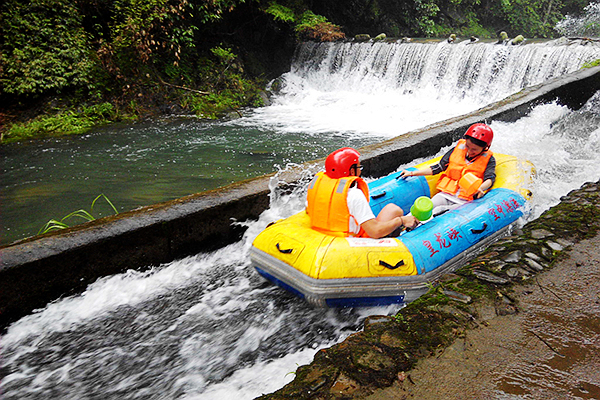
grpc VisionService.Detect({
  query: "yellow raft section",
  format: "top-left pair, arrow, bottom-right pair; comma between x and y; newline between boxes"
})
252,153 -> 534,280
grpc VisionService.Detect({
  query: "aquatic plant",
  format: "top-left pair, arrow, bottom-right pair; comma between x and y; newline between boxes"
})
38,194 -> 118,235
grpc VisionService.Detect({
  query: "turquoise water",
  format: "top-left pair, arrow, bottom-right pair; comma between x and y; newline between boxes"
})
0,118 -> 378,245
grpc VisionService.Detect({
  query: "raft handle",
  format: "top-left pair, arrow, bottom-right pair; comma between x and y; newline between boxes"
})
470,223 -> 488,235
371,191 -> 387,199
380,260 -> 404,270
276,243 -> 293,254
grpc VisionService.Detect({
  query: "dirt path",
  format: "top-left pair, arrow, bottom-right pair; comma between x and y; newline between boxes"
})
367,234 -> 600,400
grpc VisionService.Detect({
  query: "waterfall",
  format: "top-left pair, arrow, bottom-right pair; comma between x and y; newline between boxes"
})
289,39 -> 599,102
244,39 -> 600,138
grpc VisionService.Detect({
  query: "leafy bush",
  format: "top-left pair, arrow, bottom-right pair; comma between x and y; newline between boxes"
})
295,11 -> 345,41
0,0 -> 97,96
2,103 -> 128,143
266,3 -> 296,22
211,46 -> 236,64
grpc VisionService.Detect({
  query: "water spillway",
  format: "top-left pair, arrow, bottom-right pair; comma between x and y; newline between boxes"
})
1,39 -> 600,399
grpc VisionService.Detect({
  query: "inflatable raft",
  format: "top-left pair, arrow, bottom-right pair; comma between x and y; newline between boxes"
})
250,154 -> 535,307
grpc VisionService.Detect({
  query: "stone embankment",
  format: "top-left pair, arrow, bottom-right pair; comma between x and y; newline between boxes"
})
258,180 -> 600,399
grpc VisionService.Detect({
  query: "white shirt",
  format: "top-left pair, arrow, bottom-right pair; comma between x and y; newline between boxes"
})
347,187 -> 376,234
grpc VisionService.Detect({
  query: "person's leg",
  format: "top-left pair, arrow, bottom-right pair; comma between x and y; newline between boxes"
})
431,193 -> 463,216
376,203 -> 404,222
377,204 -> 406,237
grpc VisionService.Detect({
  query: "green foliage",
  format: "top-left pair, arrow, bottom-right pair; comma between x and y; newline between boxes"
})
295,11 -> 345,41
107,0 -> 199,69
583,59 -> 600,68
211,46 -> 236,64
266,3 -> 296,22
0,0 -> 97,96
0,0 -> 594,144
499,0 -> 549,36
2,103 -> 131,143
183,78 -> 264,119
38,194 -> 119,235
296,10 -> 328,30
414,0 -> 441,36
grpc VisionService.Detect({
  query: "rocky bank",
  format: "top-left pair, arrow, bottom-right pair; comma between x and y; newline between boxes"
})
257,180 -> 600,399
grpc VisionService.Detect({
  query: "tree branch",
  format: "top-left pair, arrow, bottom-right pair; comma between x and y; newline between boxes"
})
160,79 -> 210,95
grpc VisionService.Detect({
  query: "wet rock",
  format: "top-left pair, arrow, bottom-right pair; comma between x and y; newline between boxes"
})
439,273 -> 461,282
502,250 -> 523,263
373,33 -> 386,41
355,34 -> 371,42
488,260 -> 507,272
364,315 -> 394,329
352,348 -> 394,371
472,269 -> 509,284
309,376 -> 328,391
540,247 -> 553,260
506,267 -> 530,278
531,229 -> 554,239
380,331 -> 406,348
495,292 -> 518,315
556,238 -> 574,247
561,197 -> 580,203
330,373 -> 360,396
547,241 -> 564,251
506,267 -> 520,278
495,302 -> 518,315
525,257 -> 545,271
259,91 -> 271,106
525,252 -> 542,261
479,251 -> 500,260
443,289 -> 472,304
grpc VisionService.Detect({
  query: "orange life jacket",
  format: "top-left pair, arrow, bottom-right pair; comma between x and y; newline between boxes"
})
306,172 -> 370,237
436,139 -> 493,201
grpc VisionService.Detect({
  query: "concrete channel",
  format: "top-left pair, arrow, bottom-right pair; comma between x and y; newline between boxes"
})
1,65 -> 599,330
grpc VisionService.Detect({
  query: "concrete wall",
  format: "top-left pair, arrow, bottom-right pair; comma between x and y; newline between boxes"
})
1,65 -> 599,330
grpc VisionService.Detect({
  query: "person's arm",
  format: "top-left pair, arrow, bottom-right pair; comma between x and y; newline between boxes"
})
347,188 -> 416,238
400,166 -> 433,178
473,156 -> 496,199
400,148 -> 452,178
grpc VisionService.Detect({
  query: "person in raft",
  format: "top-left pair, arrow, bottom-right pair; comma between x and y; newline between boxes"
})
306,147 -> 417,239
399,123 -> 496,216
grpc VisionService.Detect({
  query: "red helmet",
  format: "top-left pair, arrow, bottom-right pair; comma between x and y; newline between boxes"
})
325,147 -> 360,179
464,123 -> 493,149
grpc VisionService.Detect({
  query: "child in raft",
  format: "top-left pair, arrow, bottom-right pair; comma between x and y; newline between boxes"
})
400,123 -> 496,217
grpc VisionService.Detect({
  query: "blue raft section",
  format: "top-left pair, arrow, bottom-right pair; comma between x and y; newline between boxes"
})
370,170 -> 526,275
